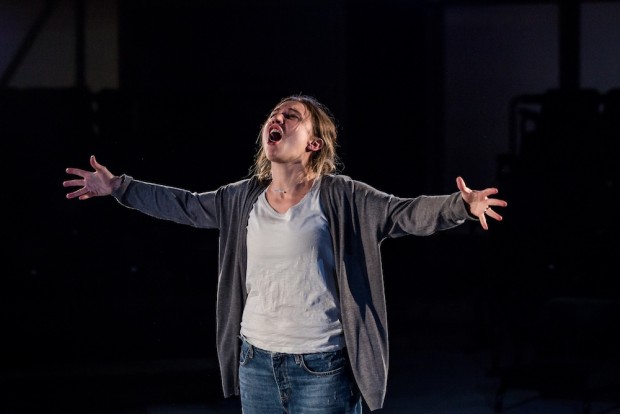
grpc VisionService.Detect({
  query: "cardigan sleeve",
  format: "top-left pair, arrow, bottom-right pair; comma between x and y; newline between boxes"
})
345,178 -> 472,239
111,175 -> 221,229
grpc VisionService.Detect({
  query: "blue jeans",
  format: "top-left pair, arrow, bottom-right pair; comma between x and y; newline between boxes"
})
239,337 -> 362,413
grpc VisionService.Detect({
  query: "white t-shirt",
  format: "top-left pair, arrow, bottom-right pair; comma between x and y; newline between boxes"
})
241,177 -> 344,353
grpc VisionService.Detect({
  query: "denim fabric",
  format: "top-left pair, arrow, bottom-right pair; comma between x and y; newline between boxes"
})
239,337 -> 362,413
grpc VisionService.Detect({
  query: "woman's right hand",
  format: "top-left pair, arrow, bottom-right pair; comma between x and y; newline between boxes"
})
63,155 -> 121,200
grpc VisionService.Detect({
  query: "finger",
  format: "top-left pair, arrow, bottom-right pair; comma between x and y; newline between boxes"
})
486,208 -> 503,222
490,198 -> 508,208
66,187 -> 88,199
479,213 -> 489,230
456,176 -> 469,193
90,155 -> 106,172
480,187 -> 499,197
78,188 -> 97,200
65,167 -> 89,178
63,178 -> 85,188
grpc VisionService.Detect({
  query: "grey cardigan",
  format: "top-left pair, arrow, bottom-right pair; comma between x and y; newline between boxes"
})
112,173 -> 472,411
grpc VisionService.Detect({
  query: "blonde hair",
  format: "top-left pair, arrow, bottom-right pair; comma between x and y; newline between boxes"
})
251,95 -> 341,182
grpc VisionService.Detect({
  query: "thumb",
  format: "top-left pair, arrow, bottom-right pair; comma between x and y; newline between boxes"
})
90,155 -> 101,171
456,176 -> 469,193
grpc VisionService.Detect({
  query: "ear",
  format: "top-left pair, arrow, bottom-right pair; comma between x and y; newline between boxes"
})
307,138 -> 324,152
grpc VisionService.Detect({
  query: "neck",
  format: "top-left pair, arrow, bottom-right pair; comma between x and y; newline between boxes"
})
269,170 -> 317,195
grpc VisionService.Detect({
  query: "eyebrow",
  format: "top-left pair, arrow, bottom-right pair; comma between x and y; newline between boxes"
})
271,106 -> 304,117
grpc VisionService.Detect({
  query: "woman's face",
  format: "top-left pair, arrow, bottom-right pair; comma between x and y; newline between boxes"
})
261,100 -> 317,165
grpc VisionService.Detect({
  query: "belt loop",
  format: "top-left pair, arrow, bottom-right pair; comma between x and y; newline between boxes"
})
294,354 -> 302,365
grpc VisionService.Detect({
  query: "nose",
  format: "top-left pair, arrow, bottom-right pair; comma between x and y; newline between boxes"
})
271,113 -> 284,124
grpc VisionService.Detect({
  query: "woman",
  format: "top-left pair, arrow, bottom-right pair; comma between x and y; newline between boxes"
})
64,94 -> 507,413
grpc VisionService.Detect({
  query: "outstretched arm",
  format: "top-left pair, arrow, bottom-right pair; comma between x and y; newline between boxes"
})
63,155 -> 122,200
456,176 -> 508,230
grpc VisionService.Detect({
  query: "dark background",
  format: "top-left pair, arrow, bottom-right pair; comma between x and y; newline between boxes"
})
1,0 -> 619,411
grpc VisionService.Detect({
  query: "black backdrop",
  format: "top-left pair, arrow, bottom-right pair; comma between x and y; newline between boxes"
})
4,0 -> 449,384
2,0 -> 619,410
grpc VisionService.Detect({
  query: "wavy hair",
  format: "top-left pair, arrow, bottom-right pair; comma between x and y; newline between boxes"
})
250,94 -> 342,182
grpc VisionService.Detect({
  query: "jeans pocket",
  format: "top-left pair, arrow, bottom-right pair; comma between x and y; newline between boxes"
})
300,349 -> 347,376
239,338 -> 254,366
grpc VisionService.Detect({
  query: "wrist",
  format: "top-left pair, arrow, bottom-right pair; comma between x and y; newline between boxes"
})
111,174 -> 125,191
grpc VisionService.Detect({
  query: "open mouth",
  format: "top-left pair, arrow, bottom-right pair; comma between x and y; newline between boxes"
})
268,128 -> 282,142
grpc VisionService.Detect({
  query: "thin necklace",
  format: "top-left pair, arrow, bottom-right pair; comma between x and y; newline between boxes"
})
269,176 -> 316,194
